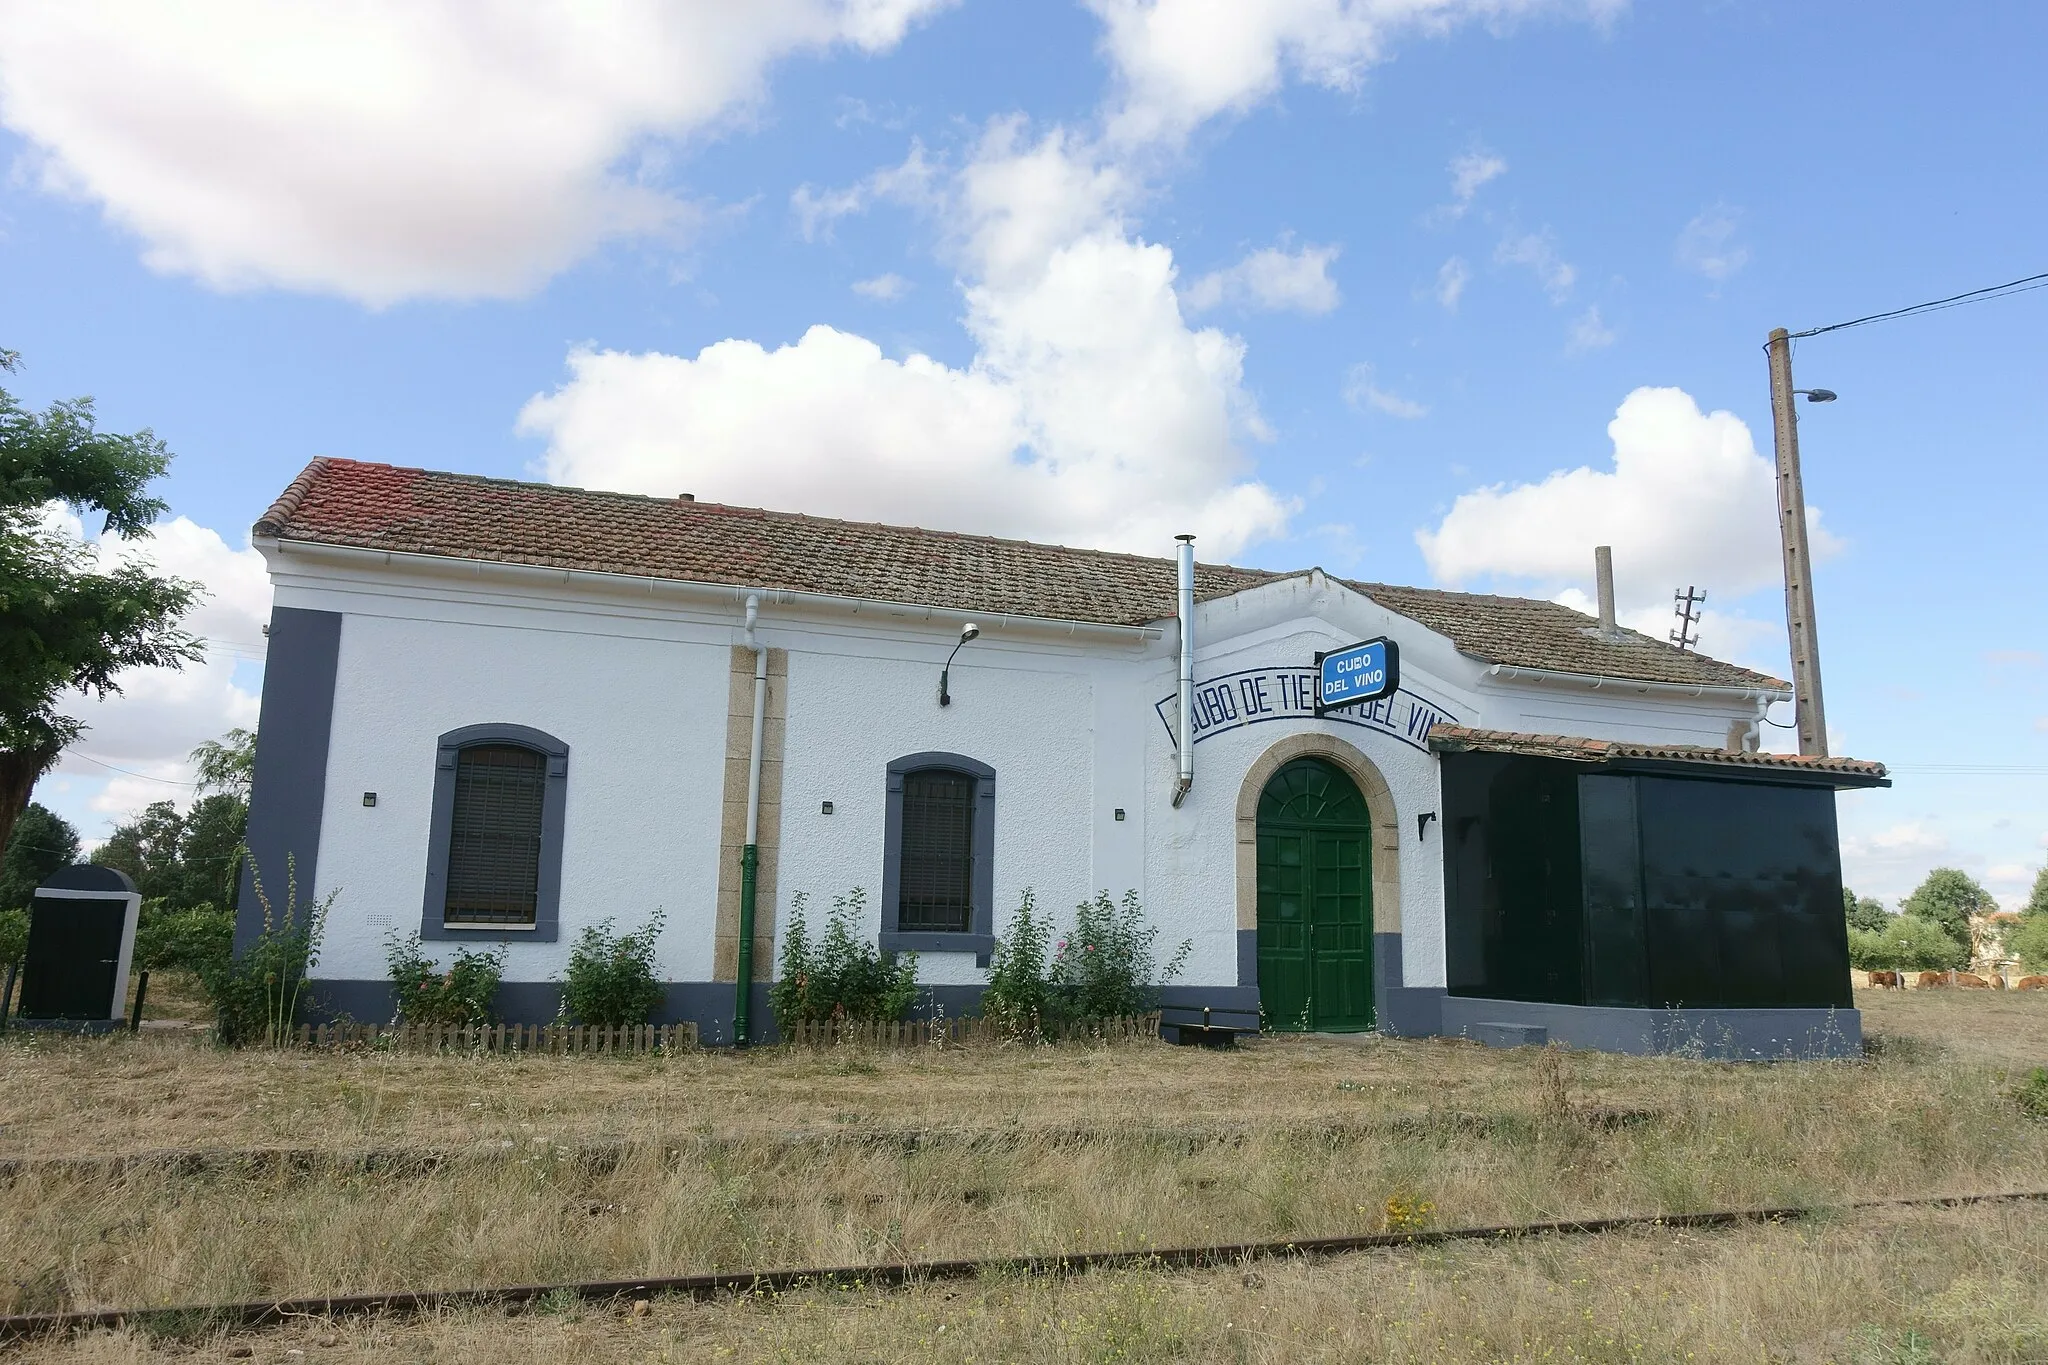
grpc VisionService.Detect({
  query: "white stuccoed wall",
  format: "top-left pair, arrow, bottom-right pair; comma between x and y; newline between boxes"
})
273,555 -> 1774,1001
305,598 -> 733,985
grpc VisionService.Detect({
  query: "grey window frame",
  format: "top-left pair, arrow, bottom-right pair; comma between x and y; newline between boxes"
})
880,751 -> 995,964
421,723 -> 569,942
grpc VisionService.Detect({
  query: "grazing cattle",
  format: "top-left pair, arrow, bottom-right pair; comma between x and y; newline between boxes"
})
1867,970 -> 1903,989
1917,971 -> 1991,988
2014,975 -> 2048,991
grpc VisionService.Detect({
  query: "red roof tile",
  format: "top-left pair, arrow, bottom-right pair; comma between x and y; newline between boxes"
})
1427,724 -> 1887,783
258,458 -> 1788,692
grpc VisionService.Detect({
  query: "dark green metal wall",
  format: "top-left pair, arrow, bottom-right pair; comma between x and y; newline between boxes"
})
1442,753 -> 1853,1010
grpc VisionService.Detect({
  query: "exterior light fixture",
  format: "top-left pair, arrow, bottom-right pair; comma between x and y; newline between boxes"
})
939,622 -> 980,707
1795,388 -> 1837,403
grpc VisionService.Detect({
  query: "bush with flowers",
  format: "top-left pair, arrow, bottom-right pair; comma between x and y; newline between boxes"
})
981,888 -> 1189,1038
385,933 -> 505,1027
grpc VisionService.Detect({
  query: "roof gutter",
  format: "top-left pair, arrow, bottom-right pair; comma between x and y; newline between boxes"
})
1481,662 -> 1790,703
262,538 -> 1163,646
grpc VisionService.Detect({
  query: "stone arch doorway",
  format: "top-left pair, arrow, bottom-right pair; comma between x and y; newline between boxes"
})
1256,758 -> 1373,1030
1236,734 -> 1403,1033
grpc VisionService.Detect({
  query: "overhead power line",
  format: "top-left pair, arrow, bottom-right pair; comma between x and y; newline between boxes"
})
1790,270 -> 2048,339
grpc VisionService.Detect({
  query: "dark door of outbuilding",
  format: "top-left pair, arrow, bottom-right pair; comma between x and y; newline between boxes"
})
18,894 -> 127,1020
1257,758 -> 1374,1031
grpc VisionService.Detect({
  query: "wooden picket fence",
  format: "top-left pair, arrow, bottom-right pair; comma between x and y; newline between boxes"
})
777,1012 -> 1160,1048
292,1021 -> 698,1055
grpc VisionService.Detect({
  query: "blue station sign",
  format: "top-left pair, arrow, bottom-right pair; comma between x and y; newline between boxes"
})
1315,637 -> 1400,716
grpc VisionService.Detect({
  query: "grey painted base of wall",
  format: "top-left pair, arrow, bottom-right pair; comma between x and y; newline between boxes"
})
1439,995 -> 1863,1060
304,979 -> 1265,1046
303,976 -> 1859,1059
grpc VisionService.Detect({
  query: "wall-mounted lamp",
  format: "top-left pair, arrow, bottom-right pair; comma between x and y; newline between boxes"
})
362,792 -> 378,808
821,801 -> 834,815
939,622 -> 980,706
1114,808 -> 1126,822
1416,811 -> 1437,841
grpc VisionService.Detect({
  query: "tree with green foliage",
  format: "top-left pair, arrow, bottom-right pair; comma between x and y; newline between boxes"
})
2009,914 -> 2048,973
1900,867 -> 1996,954
92,799 -> 186,903
175,793 -> 247,912
0,802 -> 80,909
189,727 -> 255,800
0,351 -> 202,854
2023,866 -> 2048,922
1842,887 -> 1890,935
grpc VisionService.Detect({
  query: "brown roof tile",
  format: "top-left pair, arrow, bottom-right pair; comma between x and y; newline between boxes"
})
257,458 -> 1786,692
1428,724 -> 1887,783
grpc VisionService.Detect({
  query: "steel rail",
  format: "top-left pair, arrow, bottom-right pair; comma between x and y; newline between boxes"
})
4,1189 -> 2047,1343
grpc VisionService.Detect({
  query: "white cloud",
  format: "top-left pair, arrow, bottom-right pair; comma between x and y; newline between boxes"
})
37,512 -> 269,814
791,141 -> 940,240
1676,204 -> 1749,282
1089,0 -> 1623,147
1343,363 -> 1427,419
1431,149 -> 1505,222
0,1 -> 953,304
1566,304 -> 1616,353
851,272 -> 911,301
1495,229 -> 1575,302
520,122 -> 1294,559
1840,820 -> 1953,905
1417,386 -> 1841,613
1435,256 -> 1471,310
1183,242 -> 1341,315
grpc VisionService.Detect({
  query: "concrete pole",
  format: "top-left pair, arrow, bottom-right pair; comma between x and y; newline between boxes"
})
1766,327 -> 1829,757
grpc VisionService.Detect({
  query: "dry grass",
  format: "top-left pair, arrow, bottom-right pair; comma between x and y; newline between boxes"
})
2,991 -> 2046,1318
17,1201 -> 2048,1363
7,987 -> 2041,1161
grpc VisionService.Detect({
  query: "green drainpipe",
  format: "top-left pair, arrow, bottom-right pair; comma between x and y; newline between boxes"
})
735,843 -> 758,1043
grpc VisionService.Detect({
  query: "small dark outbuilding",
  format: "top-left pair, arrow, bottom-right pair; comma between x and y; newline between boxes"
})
1430,727 -> 1888,1058
17,864 -> 142,1025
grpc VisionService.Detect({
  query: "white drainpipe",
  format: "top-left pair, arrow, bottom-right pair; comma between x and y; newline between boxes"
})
734,593 -> 768,1043
1171,535 -> 1195,808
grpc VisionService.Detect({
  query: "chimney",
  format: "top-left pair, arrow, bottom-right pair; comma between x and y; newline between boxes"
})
1594,545 -> 1618,638
678,493 -> 696,502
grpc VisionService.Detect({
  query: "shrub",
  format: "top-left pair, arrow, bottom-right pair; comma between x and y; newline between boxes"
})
561,910 -> 665,1027
0,906 -> 26,968
980,888 -> 1056,1036
133,901 -> 234,977
1057,890 -> 1190,1022
1850,913 -> 1972,973
200,855 -> 332,1047
386,934 -> 505,1027
769,888 -> 918,1026
981,888 -> 1189,1037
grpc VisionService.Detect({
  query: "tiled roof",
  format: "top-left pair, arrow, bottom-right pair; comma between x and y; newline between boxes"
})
1427,724 -> 1888,784
257,458 -> 1785,691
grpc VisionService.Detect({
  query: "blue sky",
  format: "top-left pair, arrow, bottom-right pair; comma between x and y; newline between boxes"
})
0,0 -> 2041,906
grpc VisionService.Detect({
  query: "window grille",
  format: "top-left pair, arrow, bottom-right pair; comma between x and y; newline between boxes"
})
898,768 -> 974,932
444,744 -> 544,925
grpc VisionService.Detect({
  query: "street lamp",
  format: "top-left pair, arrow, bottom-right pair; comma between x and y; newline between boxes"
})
1796,388 -> 1838,403
939,622 -> 980,707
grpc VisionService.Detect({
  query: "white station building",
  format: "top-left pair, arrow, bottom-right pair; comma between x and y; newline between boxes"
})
239,459 -> 1886,1056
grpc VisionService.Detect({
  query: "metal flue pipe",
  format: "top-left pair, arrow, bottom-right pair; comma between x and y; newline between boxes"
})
1171,535 -> 1195,808
1594,545 -> 1618,638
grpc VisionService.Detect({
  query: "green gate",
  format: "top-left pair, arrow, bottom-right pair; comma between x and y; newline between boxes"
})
1256,757 -> 1374,1031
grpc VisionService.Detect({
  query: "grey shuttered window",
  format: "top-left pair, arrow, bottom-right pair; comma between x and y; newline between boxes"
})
880,752 -> 995,960
444,744 -> 545,926
897,769 -> 975,932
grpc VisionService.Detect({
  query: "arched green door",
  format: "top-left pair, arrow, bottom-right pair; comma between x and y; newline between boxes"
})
1257,757 -> 1374,1031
